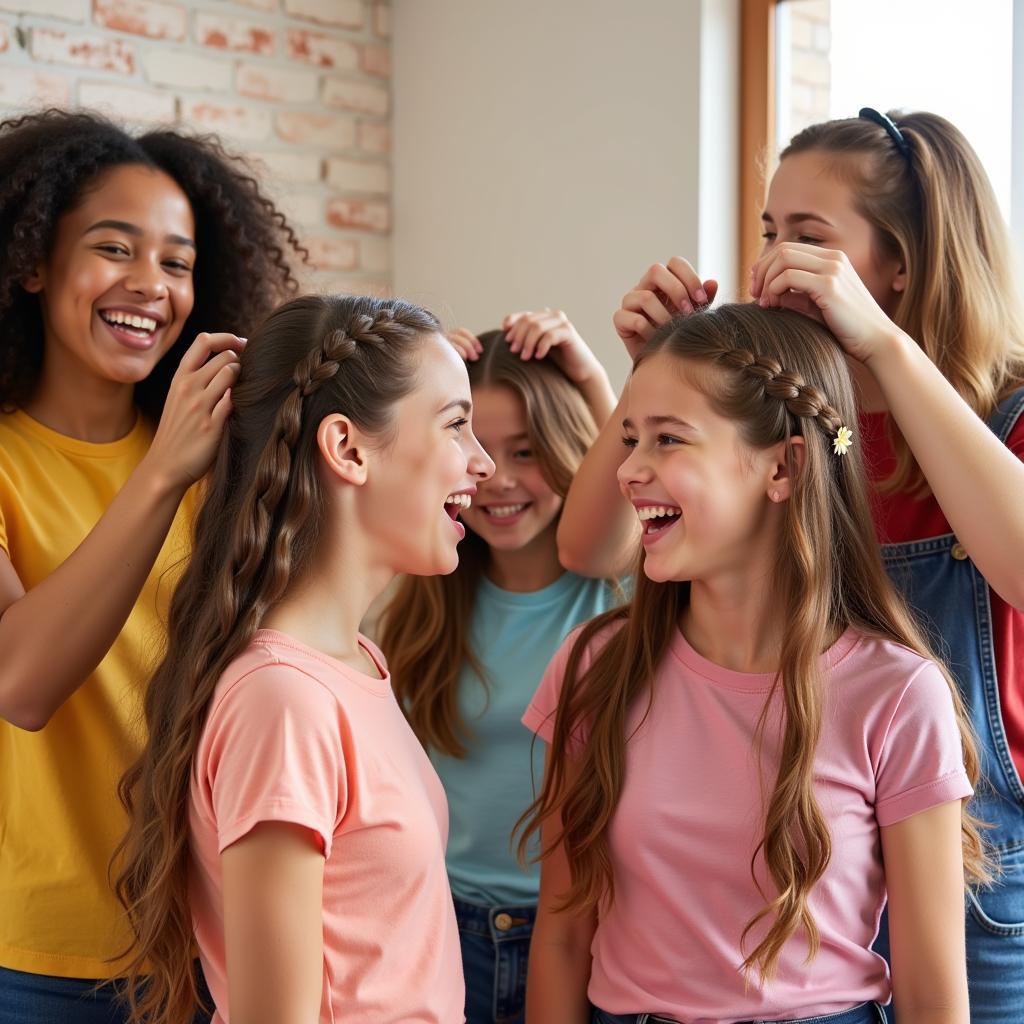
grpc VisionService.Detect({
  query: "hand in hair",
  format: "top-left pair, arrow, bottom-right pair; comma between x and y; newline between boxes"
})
144,332 -> 245,489
613,257 -> 718,360
446,326 -> 484,362
502,308 -> 606,388
750,242 -> 903,365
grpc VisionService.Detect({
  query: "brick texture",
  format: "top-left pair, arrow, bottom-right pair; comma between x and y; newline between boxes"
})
784,0 -> 830,142
30,28 -> 135,74
0,0 -> 394,292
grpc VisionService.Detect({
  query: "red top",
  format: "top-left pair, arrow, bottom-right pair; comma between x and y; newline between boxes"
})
860,411 -> 1024,783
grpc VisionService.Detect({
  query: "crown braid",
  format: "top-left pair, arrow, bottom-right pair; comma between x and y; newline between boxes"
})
717,347 -> 842,437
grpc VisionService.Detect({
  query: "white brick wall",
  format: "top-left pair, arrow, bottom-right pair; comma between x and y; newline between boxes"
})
0,0 -> 393,295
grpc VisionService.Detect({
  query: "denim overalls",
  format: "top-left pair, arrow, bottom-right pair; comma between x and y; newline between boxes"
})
873,387 -> 1024,1024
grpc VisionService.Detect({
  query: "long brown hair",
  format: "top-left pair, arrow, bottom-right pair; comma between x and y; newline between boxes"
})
380,329 -> 602,757
114,294 -> 442,1024
517,303 -> 988,980
782,110 -> 1024,493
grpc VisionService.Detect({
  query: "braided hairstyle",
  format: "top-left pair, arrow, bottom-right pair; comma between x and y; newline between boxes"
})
517,303 -> 986,981
0,108 -> 305,419
114,294 -> 441,1024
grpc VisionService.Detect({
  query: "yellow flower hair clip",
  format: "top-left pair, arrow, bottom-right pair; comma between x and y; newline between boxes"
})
833,425 -> 853,456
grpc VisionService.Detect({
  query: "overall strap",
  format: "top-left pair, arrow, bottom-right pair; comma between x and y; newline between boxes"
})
988,384 -> 1024,444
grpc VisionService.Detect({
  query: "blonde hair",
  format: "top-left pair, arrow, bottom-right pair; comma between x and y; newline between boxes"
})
380,330 -> 604,757
516,304 -> 989,980
782,110 -> 1024,493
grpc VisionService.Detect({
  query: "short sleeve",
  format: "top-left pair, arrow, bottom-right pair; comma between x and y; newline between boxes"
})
201,663 -> 347,855
874,662 -> 974,827
522,633 -> 575,744
522,623 -> 616,753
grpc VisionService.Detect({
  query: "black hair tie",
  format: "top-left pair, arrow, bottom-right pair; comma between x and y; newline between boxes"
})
859,107 -> 912,164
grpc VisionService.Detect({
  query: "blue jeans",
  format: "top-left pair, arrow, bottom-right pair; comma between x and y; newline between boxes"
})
872,386 -> 1024,1024
0,965 -> 212,1024
453,895 -> 535,1024
591,1001 -> 885,1024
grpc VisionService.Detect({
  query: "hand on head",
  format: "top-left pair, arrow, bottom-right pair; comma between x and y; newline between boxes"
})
613,258 -> 718,361
448,308 -> 603,387
749,241 -> 903,364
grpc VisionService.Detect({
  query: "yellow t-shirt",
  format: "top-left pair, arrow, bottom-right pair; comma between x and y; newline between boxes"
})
0,409 -> 194,979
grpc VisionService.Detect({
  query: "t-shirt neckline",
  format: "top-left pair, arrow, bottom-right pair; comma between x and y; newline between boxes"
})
477,569 -> 585,608
252,627 -> 390,692
669,626 -> 860,692
8,408 -> 147,458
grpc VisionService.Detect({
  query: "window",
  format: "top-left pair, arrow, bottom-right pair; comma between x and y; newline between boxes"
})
739,0 -> 1021,283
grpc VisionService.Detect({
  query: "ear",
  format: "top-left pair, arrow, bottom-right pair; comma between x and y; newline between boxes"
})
21,265 -> 45,294
316,413 -> 368,487
765,435 -> 805,503
891,257 -> 908,294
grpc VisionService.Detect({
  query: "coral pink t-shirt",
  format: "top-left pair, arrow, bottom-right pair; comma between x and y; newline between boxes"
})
189,629 -> 464,1024
523,624 -> 972,1023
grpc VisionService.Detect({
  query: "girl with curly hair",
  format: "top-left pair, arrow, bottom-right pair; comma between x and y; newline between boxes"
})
0,108 -> 303,1023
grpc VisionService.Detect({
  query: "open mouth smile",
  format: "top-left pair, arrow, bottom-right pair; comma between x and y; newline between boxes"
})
98,308 -> 165,349
481,502 -> 529,520
637,504 -> 682,543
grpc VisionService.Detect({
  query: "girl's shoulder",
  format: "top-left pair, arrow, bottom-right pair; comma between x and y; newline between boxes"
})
827,629 -> 954,730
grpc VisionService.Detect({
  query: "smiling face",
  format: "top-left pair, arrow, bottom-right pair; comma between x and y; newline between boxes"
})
761,150 -> 904,314
618,352 -> 786,586
459,384 -> 564,557
24,163 -> 196,387
358,332 -> 494,577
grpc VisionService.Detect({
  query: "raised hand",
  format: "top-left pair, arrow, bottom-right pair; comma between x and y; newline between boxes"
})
501,308 -> 604,387
613,258 -> 718,361
146,332 -> 245,488
750,242 -> 901,364
446,327 -> 484,362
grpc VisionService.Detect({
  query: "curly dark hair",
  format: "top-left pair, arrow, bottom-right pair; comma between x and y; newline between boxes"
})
0,108 -> 307,420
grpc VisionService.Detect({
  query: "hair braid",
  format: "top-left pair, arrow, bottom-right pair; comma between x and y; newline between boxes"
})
718,346 -> 842,438
116,294 -> 442,1024
516,303 -> 988,986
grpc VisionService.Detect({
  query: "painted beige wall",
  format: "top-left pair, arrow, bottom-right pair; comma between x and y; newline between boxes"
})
391,0 -> 739,387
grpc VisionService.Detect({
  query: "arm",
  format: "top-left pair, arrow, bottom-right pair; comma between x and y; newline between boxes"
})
222,821 -> 325,1024
526,750 -> 599,1024
0,332 -> 243,730
558,260 -> 716,579
556,389 -> 639,578
881,801 -> 969,1024
868,332 -> 1024,607
752,242 -> 1024,608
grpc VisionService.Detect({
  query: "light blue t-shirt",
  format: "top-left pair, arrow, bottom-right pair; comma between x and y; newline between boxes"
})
431,571 -> 623,906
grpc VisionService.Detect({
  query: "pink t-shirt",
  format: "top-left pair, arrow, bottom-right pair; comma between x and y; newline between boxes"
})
189,629 -> 465,1024
523,623 -> 972,1024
